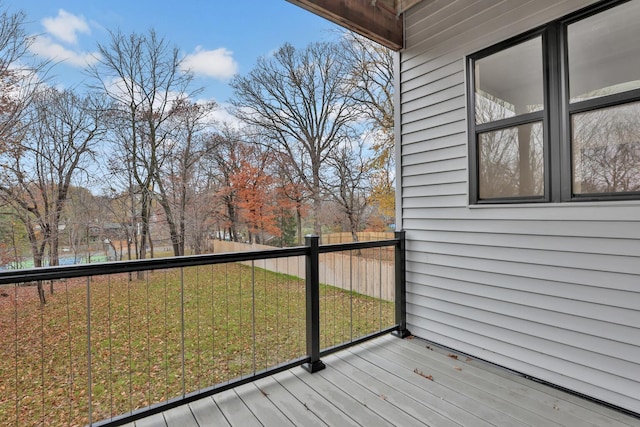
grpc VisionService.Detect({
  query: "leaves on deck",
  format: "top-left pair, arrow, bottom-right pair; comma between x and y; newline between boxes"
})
413,368 -> 433,381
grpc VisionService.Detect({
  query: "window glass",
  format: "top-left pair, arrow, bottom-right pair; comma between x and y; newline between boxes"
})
568,1 -> 640,102
478,122 -> 544,199
572,102 -> 640,194
474,37 -> 543,124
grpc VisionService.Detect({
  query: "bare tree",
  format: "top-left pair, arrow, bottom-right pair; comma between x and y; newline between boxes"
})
573,105 -> 640,194
231,42 -> 358,236
204,128 -> 245,242
156,99 -> 216,255
340,32 -> 395,218
325,139 -> 371,242
272,155 -> 309,245
89,29 -> 200,262
0,3 -> 43,157
0,88 -> 104,303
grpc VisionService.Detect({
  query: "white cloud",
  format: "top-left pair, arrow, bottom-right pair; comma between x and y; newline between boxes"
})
29,35 -> 99,67
190,98 -> 242,129
42,9 -> 90,45
182,47 -> 238,80
209,104 -> 243,128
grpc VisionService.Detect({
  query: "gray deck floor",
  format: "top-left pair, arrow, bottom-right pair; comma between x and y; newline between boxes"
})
125,334 -> 640,427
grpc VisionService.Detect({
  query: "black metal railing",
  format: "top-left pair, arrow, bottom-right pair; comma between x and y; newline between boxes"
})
0,232 -> 407,426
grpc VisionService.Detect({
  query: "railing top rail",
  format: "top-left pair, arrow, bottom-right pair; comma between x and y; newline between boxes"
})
0,245 -> 308,285
318,238 -> 400,254
0,237 -> 401,286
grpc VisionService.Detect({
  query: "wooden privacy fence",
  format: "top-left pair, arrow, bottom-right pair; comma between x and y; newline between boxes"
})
320,232 -> 394,244
211,240 -> 395,301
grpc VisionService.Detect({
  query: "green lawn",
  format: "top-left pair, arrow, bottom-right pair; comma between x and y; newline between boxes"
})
0,262 -> 394,426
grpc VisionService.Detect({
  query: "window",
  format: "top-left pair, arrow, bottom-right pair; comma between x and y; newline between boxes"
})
467,0 -> 640,204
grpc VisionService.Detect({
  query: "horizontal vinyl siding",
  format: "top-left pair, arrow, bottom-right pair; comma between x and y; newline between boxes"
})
400,0 -> 640,414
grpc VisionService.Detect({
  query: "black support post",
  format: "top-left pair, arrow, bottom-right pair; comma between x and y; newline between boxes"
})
302,235 -> 326,373
392,230 -> 411,338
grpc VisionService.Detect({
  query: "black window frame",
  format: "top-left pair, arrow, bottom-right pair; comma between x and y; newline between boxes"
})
467,0 -> 640,204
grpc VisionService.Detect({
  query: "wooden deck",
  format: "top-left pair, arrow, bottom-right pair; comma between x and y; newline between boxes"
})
125,334 -> 640,427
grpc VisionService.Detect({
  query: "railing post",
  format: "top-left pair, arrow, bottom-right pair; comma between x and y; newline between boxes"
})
392,230 -> 411,338
302,235 -> 326,373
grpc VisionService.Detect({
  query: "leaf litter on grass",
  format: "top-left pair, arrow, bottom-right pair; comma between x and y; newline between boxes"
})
0,262 -> 393,426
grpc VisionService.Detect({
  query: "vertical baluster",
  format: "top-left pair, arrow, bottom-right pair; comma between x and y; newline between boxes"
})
127,272 -> 132,411
163,270 -> 168,400
40,284 -> 45,425
251,260 -> 256,375
180,267 -> 185,396
275,257 -> 280,365
108,275 -> 114,417
262,259 -> 267,371
349,249 -> 354,342
379,246 -> 383,330
225,263 -> 230,383
65,278 -> 73,424
195,266 -> 201,392
14,283 -> 18,426
145,271 -> 151,406
208,265 -> 218,385
86,277 -> 92,425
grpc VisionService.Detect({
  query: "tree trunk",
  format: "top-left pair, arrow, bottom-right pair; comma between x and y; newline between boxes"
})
296,205 -> 303,245
518,123 -> 534,196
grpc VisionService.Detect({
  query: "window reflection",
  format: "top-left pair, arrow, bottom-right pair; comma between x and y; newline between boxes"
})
479,122 -> 544,199
572,102 -> 640,194
474,37 -> 543,124
568,1 -> 640,102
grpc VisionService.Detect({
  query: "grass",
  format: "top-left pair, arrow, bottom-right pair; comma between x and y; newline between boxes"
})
0,261 -> 394,426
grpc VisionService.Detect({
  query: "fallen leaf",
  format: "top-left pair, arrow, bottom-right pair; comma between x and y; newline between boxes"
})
413,368 -> 433,381
447,354 -> 459,360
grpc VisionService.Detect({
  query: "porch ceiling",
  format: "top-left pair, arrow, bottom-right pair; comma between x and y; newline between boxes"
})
286,0 -> 425,50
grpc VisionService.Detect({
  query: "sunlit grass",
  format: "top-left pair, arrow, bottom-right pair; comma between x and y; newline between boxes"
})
0,262 -> 394,426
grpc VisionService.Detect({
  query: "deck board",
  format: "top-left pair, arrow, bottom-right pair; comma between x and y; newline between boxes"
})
291,364 -> 396,426
315,354 -> 429,427
271,370 -> 361,426
332,346 -> 488,426
188,396 -> 230,426
142,334 -> 640,427
253,375 -> 327,426
134,412 -> 167,427
214,389 -> 262,427
392,336 -> 639,427
381,336 -> 628,427
358,337 -> 568,426
234,382 -> 297,427
161,405 -> 199,427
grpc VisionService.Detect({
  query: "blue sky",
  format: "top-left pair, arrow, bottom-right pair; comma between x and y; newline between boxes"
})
11,0 -> 341,123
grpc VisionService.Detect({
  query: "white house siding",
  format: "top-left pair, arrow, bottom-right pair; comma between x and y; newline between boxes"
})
400,0 -> 640,414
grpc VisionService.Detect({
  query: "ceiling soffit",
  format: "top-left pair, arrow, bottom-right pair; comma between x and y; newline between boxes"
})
286,0 -> 424,50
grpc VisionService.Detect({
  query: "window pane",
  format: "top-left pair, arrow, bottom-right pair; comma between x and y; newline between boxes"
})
572,102 -> 640,195
475,37 -> 543,124
478,122 -> 544,199
568,1 -> 640,102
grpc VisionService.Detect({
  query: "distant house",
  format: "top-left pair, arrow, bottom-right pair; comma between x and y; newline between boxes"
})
290,0 -> 640,415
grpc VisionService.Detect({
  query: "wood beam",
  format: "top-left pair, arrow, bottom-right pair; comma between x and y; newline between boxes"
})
286,0 -> 403,51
